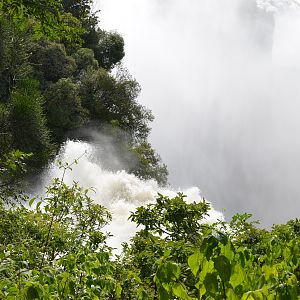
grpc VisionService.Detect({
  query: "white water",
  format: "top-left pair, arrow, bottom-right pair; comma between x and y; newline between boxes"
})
43,140 -> 223,251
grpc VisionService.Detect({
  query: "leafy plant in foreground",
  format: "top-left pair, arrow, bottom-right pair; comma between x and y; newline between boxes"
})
0,159 -> 117,299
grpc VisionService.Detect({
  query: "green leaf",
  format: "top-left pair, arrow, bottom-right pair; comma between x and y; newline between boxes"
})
27,286 -> 40,299
221,242 -> 234,261
238,251 -> 246,267
214,255 -> 231,282
137,287 -> 148,300
230,263 -> 246,289
36,201 -> 42,210
241,290 -> 265,300
201,235 -> 218,260
157,286 -> 171,300
164,261 -> 181,281
29,197 -> 36,207
188,249 -> 203,276
262,265 -> 277,281
172,283 -> 194,300
197,259 -> 214,285
162,283 -> 171,292
203,272 -> 218,293
213,231 -> 228,245
226,288 -> 239,300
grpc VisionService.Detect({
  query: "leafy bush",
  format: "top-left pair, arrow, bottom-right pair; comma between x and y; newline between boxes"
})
0,157 -> 299,299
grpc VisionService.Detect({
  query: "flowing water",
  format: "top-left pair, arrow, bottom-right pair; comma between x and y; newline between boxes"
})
42,140 -> 223,251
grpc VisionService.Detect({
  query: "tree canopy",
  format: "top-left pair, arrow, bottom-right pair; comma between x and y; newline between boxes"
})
0,0 -> 167,184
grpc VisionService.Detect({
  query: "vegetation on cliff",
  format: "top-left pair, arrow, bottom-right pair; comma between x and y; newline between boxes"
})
0,0 -> 168,185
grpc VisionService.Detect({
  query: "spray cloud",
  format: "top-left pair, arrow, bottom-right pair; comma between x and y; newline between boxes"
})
97,0 -> 300,226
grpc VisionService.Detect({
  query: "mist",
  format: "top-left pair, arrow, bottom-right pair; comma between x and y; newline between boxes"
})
97,0 -> 300,226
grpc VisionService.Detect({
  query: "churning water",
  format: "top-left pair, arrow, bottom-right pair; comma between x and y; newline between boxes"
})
43,140 -> 223,250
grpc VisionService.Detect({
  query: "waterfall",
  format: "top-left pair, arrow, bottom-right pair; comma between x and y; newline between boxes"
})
41,140 -> 223,251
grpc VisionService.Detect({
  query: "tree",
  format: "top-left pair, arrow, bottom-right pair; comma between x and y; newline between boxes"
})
94,30 -> 125,70
80,68 -> 153,141
44,78 -> 87,140
0,0 -> 168,185
130,193 -> 210,242
30,40 -> 76,84
0,0 -> 84,42
62,0 -> 94,22
84,30 -> 125,70
8,79 -> 52,166
0,169 -> 118,299
0,153 -> 299,298
0,0 -> 62,28
0,149 -> 32,204
0,14 -> 32,101
122,194 -> 211,298
72,47 -> 98,77
130,142 -> 168,186
0,103 -> 11,156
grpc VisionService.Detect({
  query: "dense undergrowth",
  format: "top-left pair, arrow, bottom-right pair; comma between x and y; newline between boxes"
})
0,151 -> 299,299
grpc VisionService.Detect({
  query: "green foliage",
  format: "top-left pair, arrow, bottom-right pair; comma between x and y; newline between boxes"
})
0,0 -> 167,184
0,103 -> 11,155
0,0 -> 62,29
125,194 -> 300,299
62,0 -> 97,26
79,67 -> 153,140
30,40 -> 76,84
44,78 -> 87,140
72,47 -> 99,77
0,150 -> 32,203
0,150 -> 32,182
122,194 -> 211,298
52,12 -> 85,47
8,79 -> 52,165
0,14 -> 32,101
130,193 -> 210,241
0,0 -> 83,42
184,224 -> 300,299
130,142 -> 169,186
87,30 -> 125,70
0,159 -> 119,299
0,155 -> 299,299
0,2 -> 298,298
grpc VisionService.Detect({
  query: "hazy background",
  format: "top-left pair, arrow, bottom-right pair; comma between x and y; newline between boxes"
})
95,0 -> 300,226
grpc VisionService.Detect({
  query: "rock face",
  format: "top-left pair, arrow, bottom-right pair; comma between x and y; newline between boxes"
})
237,0 -> 275,56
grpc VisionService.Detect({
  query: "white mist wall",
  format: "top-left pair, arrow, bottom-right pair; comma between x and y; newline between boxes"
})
96,0 -> 300,226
